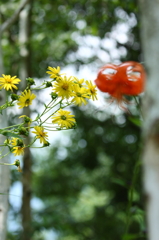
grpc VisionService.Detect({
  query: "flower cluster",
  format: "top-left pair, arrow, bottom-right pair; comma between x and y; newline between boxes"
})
0,66 -> 98,170
47,66 -> 98,105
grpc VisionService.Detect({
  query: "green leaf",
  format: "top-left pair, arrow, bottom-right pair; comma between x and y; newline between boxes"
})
122,233 -> 144,240
111,178 -> 127,188
0,131 -> 22,139
128,117 -> 142,127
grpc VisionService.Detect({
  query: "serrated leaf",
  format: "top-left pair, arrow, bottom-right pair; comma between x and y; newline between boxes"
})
0,131 -> 22,139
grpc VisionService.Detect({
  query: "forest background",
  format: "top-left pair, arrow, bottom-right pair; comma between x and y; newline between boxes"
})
0,0 -> 146,240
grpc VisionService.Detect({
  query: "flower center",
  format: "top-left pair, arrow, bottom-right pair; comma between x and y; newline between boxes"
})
25,99 -> 30,105
6,78 -> 12,83
90,88 -> 95,93
62,84 -> 68,90
76,92 -> 82,97
61,115 -> 67,120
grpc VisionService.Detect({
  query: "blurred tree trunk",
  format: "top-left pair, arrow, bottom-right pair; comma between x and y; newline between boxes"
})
139,0 -> 159,239
19,1 -> 33,240
0,1 -> 31,239
0,31 -> 10,240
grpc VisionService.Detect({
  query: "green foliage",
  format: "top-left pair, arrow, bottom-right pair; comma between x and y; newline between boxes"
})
1,0 -> 141,76
32,105 -> 146,240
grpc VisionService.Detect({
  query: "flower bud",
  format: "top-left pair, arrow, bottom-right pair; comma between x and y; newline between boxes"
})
26,77 -> 35,86
16,138 -> 24,147
18,127 -> 29,136
43,141 -> 50,147
14,159 -> 20,167
14,159 -> 22,172
50,92 -> 58,100
11,94 -> 19,101
24,116 -> 31,124
4,139 -> 10,145
45,81 -> 52,87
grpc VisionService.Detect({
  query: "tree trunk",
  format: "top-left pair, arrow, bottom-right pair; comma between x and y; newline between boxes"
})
19,2 -> 33,240
139,0 -> 159,239
0,32 -> 10,240
0,1 -> 32,239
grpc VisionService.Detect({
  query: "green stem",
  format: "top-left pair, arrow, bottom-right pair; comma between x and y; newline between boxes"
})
134,96 -> 143,118
40,99 -> 58,116
0,162 -> 15,166
41,101 -> 73,125
33,99 -> 59,123
123,160 -> 141,238
39,99 -> 54,116
31,86 -> 46,91
30,82 -> 46,90
30,146 -> 46,148
0,151 -> 10,160
0,123 -> 24,130
24,138 -> 37,148
40,99 -> 64,125
41,108 -> 60,125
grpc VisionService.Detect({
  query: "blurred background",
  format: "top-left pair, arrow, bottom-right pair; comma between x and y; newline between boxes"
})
0,0 -> 145,239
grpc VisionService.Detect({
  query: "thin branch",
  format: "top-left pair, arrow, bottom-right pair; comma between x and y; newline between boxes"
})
0,0 -> 31,34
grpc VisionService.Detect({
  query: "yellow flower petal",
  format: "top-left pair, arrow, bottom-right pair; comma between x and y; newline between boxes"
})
53,76 -> 73,99
17,90 -> 36,109
72,85 -> 90,106
0,74 -> 21,91
52,109 -> 76,129
32,126 -> 49,144
86,80 -> 98,101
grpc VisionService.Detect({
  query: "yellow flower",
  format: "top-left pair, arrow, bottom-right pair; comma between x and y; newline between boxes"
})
46,66 -> 61,79
72,85 -> 90,106
11,137 -> 24,147
17,90 -> 36,109
11,138 -> 25,156
73,77 -> 85,87
11,138 -> 18,146
53,76 -> 73,99
52,109 -> 76,128
12,146 -> 25,156
86,80 -> 98,101
0,74 -> 21,91
32,126 -> 49,144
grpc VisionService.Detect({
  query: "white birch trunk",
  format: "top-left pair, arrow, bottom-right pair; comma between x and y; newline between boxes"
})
139,0 -> 159,239
0,1 -> 31,239
19,3 -> 32,239
0,33 -> 10,240
19,4 -> 31,85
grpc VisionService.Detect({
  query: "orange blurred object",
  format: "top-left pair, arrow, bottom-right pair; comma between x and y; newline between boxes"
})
95,61 -> 146,104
